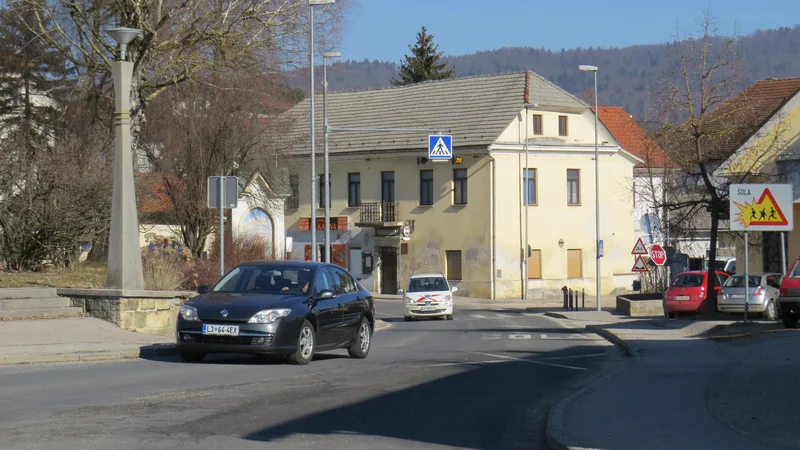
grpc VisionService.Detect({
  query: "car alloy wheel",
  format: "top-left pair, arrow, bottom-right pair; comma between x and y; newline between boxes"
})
289,320 -> 315,365
348,317 -> 372,359
764,300 -> 777,321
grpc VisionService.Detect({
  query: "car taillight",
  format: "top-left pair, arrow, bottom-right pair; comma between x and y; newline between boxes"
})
754,287 -> 763,296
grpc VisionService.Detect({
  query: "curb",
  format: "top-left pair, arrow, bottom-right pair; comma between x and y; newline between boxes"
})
545,359 -> 632,450
542,311 -> 570,320
375,319 -> 391,331
585,325 -> 638,357
0,344 -> 179,365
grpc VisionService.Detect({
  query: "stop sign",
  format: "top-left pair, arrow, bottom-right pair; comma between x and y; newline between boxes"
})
650,244 -> 667,266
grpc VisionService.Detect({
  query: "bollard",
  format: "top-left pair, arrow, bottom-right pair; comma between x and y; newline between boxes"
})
568,289 -> 574,311
562,286 -> 568,310
582,289 -> 585,309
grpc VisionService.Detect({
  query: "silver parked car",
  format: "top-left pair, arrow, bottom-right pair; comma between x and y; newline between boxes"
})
718,272 -> 782,320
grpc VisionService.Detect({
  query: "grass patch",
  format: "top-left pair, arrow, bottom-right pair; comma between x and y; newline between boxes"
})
0,260 -> 107,289
704,321 -> 796,342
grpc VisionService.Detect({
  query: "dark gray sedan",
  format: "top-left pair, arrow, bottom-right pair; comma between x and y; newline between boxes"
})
176,261 -> 375,365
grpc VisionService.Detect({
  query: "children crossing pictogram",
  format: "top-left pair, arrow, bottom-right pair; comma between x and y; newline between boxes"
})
733,188 -> 788,227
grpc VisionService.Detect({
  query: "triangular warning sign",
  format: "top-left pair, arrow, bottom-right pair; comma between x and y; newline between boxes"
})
733,188 -> 789,228
429,137 -> 451,156
631,237 -> 647,255
631,255 -> 649,272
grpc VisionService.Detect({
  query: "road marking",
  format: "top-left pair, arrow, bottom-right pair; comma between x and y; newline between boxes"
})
471,314 -> 489,319
508,334 -> 531,339
495,313 -> 511,318
480,334 -> 503,340
473,352 -> 587,371
540,333 -> 599,340
538,353 -> 607,361
409,360 -> 506,368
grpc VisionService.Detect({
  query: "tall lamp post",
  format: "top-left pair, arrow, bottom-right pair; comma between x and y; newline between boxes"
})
106,26 -> 144,290
579,64 -> 601,311
322,51 -> 341,264
309,0 -> 336,262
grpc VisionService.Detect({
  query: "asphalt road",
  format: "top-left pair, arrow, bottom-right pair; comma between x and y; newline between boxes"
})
0,299 -> 616,450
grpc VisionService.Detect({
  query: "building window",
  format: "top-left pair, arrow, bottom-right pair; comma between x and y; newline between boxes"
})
567,249 -> 582,278
381,171 -> 395,202
348,173 -> 361,207
559,115 -> 568,136
523,168 -> 537,205
446,250 -> 462,280
288,174 -> 299,209
567,169 -> 580,205
453,168 -> 468,205
528,249 -> 542,279
419,170 -> 434,206
317,174 -> 331,208
533,114 -> 543,135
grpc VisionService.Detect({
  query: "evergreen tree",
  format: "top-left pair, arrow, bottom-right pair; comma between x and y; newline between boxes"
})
391,26 -> 454,86
0,2 -> 73,150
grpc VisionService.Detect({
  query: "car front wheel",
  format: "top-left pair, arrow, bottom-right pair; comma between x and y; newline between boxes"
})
289,320 -> 315,365
348,317 -> 372,359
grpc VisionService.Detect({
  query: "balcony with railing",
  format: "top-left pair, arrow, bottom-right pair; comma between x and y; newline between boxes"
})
354,202 -> 401,228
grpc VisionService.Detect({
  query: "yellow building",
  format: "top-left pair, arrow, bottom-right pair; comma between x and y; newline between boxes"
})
715,78 -> 800,272
272,71 -> 642,300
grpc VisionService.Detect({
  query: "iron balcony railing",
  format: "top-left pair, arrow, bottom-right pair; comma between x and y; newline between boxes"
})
356,202 -> 400,226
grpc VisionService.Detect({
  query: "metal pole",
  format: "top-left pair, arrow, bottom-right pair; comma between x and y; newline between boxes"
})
524,104 -> 529,302
323,57 -> 331,264
219,174 -> 225,276
594,70 -> 601,311
309,5 -> 317,262
744,231 -> 749,323
781,232 -> 787,275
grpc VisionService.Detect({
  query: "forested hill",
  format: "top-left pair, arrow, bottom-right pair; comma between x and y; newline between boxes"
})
288,25 -> 800,120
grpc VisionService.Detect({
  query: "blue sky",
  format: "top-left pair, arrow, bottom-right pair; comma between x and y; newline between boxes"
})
341,0 -> 800,63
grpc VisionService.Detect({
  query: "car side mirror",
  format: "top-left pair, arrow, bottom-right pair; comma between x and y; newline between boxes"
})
397,289 -> 404,295
317,289 -> 335,300
451,286 -> 458,293
197,285 -> 210,295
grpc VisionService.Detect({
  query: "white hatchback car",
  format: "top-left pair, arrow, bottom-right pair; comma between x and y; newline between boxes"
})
399,273 -> 458,321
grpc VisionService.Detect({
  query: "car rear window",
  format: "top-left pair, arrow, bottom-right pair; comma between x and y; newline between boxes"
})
407,277 -> 449,292
723,275 -> 761,288
672,274 -> 704,287
788,260 -> 800,279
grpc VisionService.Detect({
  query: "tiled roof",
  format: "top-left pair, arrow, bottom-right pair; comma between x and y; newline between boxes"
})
596,106 -> 671,168
137,173 -> 184,215
271,71 -> 588,155
662,77 -> 800,165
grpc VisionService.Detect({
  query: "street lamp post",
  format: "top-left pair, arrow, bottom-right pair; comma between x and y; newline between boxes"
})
309,0 -> 336,262
106,26 -> 144,290
579,64 -> 601,312
322,51 -> 341,264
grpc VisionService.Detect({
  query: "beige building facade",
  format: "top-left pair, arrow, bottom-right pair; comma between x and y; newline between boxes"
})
275,72 -> 641,300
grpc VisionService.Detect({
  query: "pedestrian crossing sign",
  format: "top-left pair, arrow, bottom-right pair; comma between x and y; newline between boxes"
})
428,135 -> 453,160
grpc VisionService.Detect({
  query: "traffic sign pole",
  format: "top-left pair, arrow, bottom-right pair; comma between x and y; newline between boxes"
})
219,174 -> 225,276
744,231 -> 749,323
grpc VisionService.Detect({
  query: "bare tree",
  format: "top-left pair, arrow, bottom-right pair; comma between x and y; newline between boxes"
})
651,11 -> 790,314
20,0 -> 350,139
139,73 -> 291,257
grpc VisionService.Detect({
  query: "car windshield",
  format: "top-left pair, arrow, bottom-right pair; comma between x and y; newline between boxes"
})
672,274 -> 704,287
213,265 -> 313,294
723,275 -> 761,288
407,277 -> 449,292
789,260 -> 800,278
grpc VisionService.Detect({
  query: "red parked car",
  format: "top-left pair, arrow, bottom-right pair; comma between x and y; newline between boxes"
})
778,256 -> 800,329
664,270 -> 731,317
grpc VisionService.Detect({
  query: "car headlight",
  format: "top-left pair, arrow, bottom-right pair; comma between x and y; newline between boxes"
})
442,295 -> 452,304
179,305 -> 199,321
405,296 -> 415,304
248,309 -> 291,324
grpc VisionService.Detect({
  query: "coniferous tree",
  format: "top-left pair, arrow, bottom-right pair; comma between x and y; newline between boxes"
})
391,26 -> 454,86
0,2 -> 73,151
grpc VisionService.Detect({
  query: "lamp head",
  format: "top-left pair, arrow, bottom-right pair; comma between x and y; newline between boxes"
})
309,0 -> 336,5
578,65 -> 598,72
107,27 -> 141,61
322,52 -> 341,59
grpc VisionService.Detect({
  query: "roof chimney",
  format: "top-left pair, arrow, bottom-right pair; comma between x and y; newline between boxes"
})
524,71 -> 531,105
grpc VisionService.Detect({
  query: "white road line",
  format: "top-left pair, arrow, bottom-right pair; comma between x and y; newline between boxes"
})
540,333 -> 600,340
537,353 -> 607,361
508,334 -> 531,339
495,313 -> 511,318
409,360 -> 506,368
473,352 -> 587,371
471,314 -> 489,319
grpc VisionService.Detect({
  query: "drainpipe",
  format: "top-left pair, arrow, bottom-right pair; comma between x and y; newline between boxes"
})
489,150 -> 497,300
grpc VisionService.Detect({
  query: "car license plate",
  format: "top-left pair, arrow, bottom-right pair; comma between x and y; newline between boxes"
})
675,295 -> 690,301
202,324 -> 239,336
730,294 -> 744,299
419,306 -> 437,311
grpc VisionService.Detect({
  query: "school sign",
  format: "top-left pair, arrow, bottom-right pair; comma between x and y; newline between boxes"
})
729,184 -> 794,232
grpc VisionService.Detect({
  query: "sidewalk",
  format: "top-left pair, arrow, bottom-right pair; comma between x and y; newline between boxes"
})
0,316 -> 391,365
376,294 -> 620,311
544,311 -> 800,450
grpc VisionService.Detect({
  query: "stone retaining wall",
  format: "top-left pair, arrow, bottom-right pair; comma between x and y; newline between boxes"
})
616,294 -> 664,317
58,289 -> 196,337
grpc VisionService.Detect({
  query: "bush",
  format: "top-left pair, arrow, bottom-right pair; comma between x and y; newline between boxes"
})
142,248 -> 188,291
182,233 -> 273,290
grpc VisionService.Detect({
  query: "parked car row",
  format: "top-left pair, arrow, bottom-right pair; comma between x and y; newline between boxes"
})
663,255 -> 800,329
